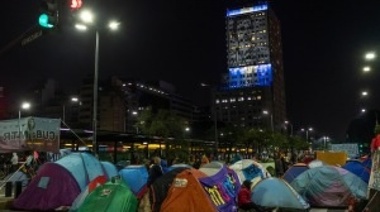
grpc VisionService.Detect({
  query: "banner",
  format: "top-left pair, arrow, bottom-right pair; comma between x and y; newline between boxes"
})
368,150 -> 380,192
330,143 -> 359,158
0,117 -> 60,153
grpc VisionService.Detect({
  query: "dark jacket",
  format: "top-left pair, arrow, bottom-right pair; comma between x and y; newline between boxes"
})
147,164 -> 163,186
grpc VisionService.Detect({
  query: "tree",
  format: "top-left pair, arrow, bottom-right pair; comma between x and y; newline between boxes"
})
136,107 -> 189,161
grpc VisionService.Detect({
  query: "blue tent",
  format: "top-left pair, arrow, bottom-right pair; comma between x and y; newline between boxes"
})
291,166 -> 367,207
282,163 -> 308,183
119,165 -> 148,195
100,161 -> 119,180
251,177 -> 310,210
343,160 -> 370,183
55,152 -> 106,191
167,163 -> 191,172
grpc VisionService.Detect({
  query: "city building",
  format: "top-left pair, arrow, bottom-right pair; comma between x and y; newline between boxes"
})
214,2 -> 286,131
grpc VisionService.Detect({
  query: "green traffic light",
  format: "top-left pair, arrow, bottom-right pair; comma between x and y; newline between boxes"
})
39,13 -> 54,28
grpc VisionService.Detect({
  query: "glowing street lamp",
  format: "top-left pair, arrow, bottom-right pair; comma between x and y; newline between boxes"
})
75,11 -> 120,155
362,91 -> 368,96
365,52 -> 376,60
363,66 -> 371,72
19,102 -> 31,144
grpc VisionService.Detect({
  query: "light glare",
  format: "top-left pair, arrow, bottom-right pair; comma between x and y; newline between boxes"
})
109,21 -> 120,30
365,52 -> 376,60
363,66 -> 371,72
79,10 -> 94,23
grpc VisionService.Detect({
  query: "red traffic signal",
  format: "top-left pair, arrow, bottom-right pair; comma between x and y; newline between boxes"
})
70,0 -> 83,10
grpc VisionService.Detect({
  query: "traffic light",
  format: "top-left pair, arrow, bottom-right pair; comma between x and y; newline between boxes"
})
38,0 -> 59,28
70,0 -> 83,10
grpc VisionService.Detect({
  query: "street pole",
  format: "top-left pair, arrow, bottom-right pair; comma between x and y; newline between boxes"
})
92,30 -> 99,155
62,105 -> 66,122
18,110 -> 21,147
270,114 -> 274,132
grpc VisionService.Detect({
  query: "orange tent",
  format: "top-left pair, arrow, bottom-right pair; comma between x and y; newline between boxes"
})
160,169 -> 217,212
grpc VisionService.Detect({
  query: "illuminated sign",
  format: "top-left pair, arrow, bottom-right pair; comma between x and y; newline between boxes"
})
227,64 -> 272,88
226,4 -> 268,17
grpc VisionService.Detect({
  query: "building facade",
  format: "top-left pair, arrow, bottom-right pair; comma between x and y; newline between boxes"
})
214,2 -> 286,131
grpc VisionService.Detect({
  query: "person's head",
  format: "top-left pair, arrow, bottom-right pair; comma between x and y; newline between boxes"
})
243,180 -> 252,189
153,156 -> 161,165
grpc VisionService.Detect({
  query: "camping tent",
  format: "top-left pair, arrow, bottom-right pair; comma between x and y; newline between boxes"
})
343,160 -> 370,183
251,177 -> 310,210
199,162 -> 240,212
229,159 -> 268,185
119,165 -> 148,196
282,163 -> 308,183
3,171 -> 29,187
70,175 -> 108,212
100,161 -> 119,179
74,179 -> 138,212
167,163 -> 191,172
291,165 -> 368,207
160,168 -> 217,212
149,167 -> 189,212
138,167 -> 217,212
13,152 -> 108,211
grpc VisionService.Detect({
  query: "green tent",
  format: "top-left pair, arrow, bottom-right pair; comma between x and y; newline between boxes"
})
75,179 -> 138,212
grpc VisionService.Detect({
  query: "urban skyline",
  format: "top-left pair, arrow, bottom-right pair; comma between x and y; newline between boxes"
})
1,1 -> 380,141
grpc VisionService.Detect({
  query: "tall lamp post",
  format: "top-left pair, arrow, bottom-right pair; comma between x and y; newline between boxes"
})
263,110 -> 274,132
75,10 -> 120,155
18,102 -> 31,145
301,127 -> 313,141
284,120 -> 293,136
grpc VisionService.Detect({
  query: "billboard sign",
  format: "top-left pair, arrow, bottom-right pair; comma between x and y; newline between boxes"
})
0,117 -> 61,153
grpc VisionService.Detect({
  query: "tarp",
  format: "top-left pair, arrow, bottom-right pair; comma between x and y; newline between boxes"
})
13,152 -> 108,211
343,160 -> 370,183
119,165 -> 148,195
0,117 -> 61,153
252,177 -> 309,209
229,159 -> 267,185
74,179 -> 138,212
282,163 -> 308,183
291,165 -> 368,207
199,162 -> 240,212
316,151 -> 347,167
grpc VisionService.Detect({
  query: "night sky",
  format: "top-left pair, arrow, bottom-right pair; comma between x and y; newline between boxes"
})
1,0 -> 380,141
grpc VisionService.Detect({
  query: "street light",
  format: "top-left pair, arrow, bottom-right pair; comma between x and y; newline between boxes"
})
361,91 -> 368,96
361,108 -> 366,113
75,10 -> 120,155
19,102 -> 31,145
62,97 -> 80,122
284,120 -> 293,136
301,127 -> 313,141
263,110 -> 274,132
363,66 -> 371,72
365,52 -> 376,60
132,111 -> 138,134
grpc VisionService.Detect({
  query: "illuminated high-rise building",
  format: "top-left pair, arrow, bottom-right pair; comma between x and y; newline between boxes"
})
214,2 -> 286,131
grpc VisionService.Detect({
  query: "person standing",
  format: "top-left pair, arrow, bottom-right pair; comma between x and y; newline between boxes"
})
147,156 -> 163,186
238,180 -> 264,212
10,152 -> 19,173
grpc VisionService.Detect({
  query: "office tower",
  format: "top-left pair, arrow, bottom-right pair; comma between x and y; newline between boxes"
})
214,2 -> 286,131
